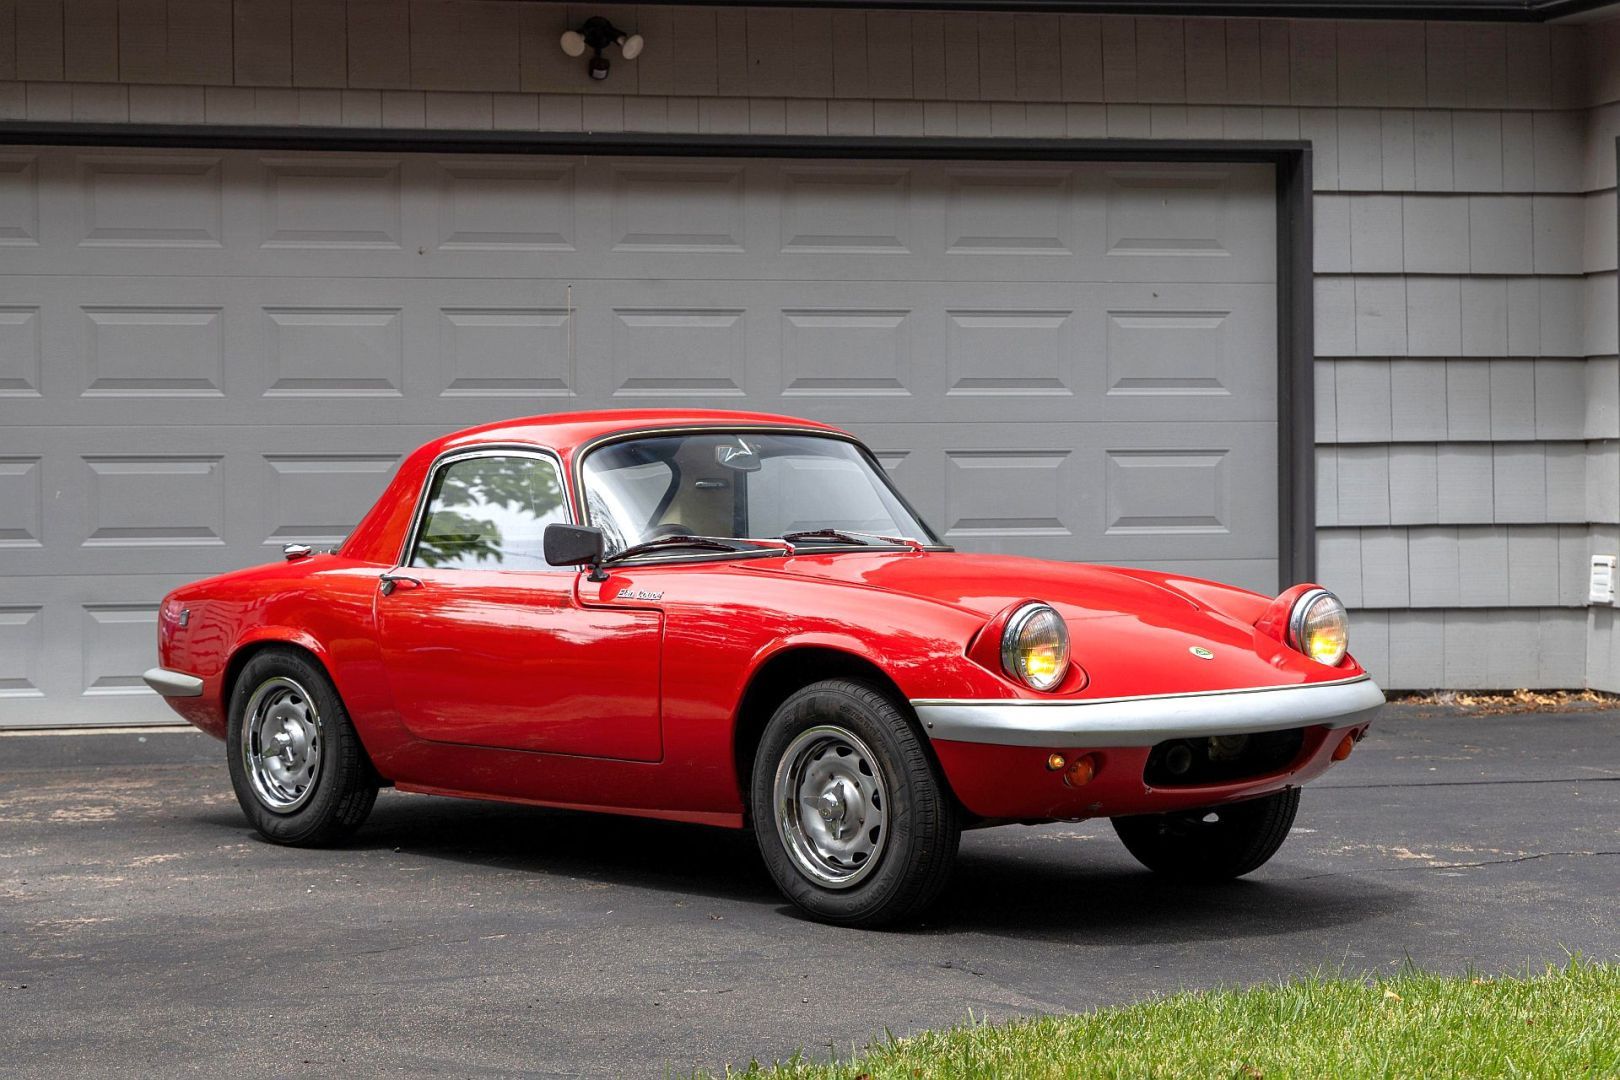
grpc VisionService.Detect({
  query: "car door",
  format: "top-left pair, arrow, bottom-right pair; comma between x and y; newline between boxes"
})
374,449 -> 663,762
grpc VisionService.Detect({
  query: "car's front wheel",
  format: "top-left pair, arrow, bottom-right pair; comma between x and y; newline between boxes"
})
226,647 -> 379,846
1111,787 -> 1300,881
751,678 -> 960,927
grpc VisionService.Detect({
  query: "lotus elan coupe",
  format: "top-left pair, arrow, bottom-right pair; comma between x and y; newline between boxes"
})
145,409 -> 1383,926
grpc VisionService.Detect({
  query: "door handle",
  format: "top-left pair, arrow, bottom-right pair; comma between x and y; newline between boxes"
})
379,572 -> 423,596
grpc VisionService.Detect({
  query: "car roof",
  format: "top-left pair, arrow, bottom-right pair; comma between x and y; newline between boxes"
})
428,408 -> 848,458
339,410 -> 855,564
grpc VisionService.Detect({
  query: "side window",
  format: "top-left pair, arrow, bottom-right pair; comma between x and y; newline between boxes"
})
410,454 -> 567,571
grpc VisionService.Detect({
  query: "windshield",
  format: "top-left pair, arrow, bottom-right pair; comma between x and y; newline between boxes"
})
581,431 -> 939,557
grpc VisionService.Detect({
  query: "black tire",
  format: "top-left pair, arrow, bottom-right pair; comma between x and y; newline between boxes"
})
750,678 -> 960,928
1111,788 -> 1300,882
226,647 -> 379,846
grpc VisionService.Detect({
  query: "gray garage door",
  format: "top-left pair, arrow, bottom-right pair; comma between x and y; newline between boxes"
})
0,146 -> 1276,727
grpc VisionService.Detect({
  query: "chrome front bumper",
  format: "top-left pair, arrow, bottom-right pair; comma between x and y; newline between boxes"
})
912,674 -> 1384,748
143,667 -> 204,698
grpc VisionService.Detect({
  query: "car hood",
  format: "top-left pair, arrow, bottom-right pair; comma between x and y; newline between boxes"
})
736,550 -> 1345,695
741,550 -> 1206,622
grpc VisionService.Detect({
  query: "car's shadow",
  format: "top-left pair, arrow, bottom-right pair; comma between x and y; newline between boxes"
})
218,792 -> 1414,945
934,842 -> 1411,945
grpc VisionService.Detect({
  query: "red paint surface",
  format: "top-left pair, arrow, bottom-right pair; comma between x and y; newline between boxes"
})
374,567 -> 664,760
154,409 -> 1370,828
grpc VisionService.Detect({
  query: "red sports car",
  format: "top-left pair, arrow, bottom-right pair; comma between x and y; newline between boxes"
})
146,409 -> 1382,926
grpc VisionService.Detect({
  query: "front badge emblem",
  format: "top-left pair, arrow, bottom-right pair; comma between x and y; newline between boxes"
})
1189,646 -> 1215,660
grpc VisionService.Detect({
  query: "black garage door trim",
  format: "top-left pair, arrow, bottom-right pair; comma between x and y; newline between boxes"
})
0,120 -> 1316,588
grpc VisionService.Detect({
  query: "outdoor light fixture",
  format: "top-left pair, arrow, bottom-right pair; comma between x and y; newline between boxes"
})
560,16 -> 643,81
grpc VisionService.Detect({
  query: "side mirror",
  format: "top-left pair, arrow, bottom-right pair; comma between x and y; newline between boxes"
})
544,523 -> 608,581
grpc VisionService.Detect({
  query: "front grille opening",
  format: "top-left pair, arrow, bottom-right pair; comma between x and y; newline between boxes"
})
1143,729 -> 1306,788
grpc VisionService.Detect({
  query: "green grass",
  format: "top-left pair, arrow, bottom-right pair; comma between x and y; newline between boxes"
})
713,959 -> 1620,1080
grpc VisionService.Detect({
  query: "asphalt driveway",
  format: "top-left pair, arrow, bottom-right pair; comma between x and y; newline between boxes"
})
2,705 -> 1617,1078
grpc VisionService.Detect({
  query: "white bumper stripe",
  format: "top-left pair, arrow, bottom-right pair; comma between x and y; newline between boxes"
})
912,675 -> 1385,748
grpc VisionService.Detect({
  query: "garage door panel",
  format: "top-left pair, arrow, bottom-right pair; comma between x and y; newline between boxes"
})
940,165 -> 1088,256
437,306 -> 575,400
610,160 -> 749,252
572,280 -> 1278,426
0,453 -> 43,549
779,306 -> 914,399
0,144 -> 1279,726
591,252 -> 1273,286
776,164 -> 915,255
80,305 -> 227,397
942,447 -> 1074,540
258,155 -> 409,251
2,152 -> 1276,286
76,152 -> 227,249
0,428 -> 418,579
81,452 -> 228,550
942,305 -> 1076,399
0,600 -> 46,701
1103,447 -> 1238,543
262,305 -> 406,397
609,306 -> 749,399
1095,166 -> 1275,277
0,151 -> 39,245
432,159 -> 579,252
0,303 -> 42,395
851,421 -> 1278,574
1088,283 -> 1277,422
4,276 -> 580,428
0,572 -> 194,727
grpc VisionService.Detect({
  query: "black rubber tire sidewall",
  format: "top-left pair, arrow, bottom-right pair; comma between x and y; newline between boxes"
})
1111,787 -> 1300,882
226,647 -> 379,846
750,678 -> 960,928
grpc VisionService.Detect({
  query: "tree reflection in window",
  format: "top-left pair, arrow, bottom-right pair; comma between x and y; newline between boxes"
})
411,454 -> 566,570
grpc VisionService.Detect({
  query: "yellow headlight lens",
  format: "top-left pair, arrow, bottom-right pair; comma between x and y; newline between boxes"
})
1024,648 -> 1062,681
1291,590 -> 1349,667
1001,603 -> 1071,691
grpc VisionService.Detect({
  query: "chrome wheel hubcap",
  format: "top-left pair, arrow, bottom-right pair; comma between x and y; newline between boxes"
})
773,725 -> 889,889
243,676 -> 323,814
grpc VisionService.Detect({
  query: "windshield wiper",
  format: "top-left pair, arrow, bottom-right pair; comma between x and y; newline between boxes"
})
779,528 -> 920,549
606,534 -> 769,563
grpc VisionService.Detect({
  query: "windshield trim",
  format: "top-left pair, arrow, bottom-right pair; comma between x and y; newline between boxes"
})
571,424 -> 949,561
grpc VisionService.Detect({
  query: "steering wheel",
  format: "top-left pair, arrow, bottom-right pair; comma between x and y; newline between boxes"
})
645,522 -> 694,539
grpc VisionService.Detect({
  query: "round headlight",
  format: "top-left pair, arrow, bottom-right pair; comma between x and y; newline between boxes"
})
1001,603 -> 1070,691
1289,589 -> 1348,667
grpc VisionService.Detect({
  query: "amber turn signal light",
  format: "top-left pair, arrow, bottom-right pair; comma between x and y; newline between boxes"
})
1332,733 -> 1356,762
1064,754 -> 1098,787
1045,753 -> 1067,771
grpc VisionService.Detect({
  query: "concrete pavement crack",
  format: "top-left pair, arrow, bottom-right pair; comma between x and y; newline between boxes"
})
1295,850 -> 1620,881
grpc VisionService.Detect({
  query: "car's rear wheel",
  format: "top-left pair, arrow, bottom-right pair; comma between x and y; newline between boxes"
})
751,678 -> 960,928
226,647 -> 379,846
1111,787 -> 1299,881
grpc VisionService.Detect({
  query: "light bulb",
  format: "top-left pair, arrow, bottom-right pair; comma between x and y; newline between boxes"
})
619,33 -> 644,60
559,30 -> 586,58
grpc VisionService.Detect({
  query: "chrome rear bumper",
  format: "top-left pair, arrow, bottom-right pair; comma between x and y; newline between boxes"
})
912,674 -> 1384,748
142,667 -> 204,698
